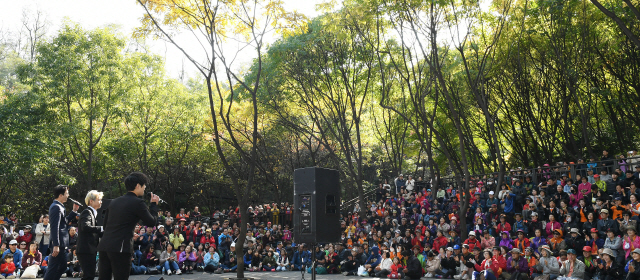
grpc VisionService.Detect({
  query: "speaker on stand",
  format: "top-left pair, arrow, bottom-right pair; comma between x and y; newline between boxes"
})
293,167 -> 341,280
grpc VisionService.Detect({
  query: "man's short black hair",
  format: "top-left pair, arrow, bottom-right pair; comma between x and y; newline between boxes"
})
124,172 -> 149,191
53,185 -> 68,199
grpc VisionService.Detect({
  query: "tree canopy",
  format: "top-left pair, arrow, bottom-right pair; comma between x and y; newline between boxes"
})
1,0 -> 639,228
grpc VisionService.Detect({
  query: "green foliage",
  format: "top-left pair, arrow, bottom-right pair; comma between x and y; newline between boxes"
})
3,0 -> 640,221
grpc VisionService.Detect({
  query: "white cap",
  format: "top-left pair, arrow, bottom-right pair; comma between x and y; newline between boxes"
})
489,191 -> 495,195
9,240 -> 17,245
469,231 -> 476,236
231,243 -> 236,247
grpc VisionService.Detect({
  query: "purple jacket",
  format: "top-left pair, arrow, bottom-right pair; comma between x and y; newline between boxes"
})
506,256 -> 528,273
499,231 -> 513,249
531,237 -> 547,254
178,251 -> 197,264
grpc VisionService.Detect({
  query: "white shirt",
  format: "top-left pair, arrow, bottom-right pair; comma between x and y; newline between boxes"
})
88,206 -> 98,218
87,206 -> 103,232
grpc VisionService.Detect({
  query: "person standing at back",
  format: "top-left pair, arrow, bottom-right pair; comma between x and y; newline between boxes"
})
97,172 -> 159,280
76,190 -> 104,280
44,185 -> 70,280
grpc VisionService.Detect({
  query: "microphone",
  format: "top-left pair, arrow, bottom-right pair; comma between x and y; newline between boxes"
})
148,193 -> 168,204
69,198 -> 83,207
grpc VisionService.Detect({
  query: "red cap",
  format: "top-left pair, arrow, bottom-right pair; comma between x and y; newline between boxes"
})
590,228 -> 598,233
583,246 -> 592,252
594,174 -> 600,178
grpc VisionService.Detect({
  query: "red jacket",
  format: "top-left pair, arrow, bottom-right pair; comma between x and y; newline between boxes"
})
17,233 -> 34,244
463,238 -> 482,251
1,262 -> 15,275
494,255 -> 507,270
200,235 -> 216,248
496,222 -> 511,234
433,236 -> 448,252
513,238 -> 531,253
474,258 -> 499,273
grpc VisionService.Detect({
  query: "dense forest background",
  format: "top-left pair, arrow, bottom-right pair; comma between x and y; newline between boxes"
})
1,0 -> 639,222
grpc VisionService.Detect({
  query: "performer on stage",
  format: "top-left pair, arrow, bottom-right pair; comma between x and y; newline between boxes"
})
97,172 -> 159,280
44,185 -> 69,280
77,190 -> 104,280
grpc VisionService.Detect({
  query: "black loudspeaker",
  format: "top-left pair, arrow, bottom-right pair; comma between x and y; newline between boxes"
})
146,276 -> 164,280
294,167 -> 341,243
95,199 -> 111,227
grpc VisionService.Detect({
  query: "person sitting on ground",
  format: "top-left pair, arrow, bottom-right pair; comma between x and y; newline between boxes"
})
203,245 -> 220,273
16,226 -> 34,245
402,250 -> 422,280
472,249 -> 500,280
130,253 -> 148,275
21,241 -> 42,277
178,244 -> 197,274
578,246 -> 597,280
341,254 -> 359,276
532,245 -> 559,280
325,248 -> 340,274
464,231 -> 481,251
424,250 -> 440,278
65,246 -> 81,278
275,249 -> 289,272
387,257 -> 403,279
220,243 -> 237,273
261,249 -> 277,272
141,244 -> 159,270
597,248 -> 622,280
504,248 -> 529,280
290,244 -> 310,271
558,249 -> 585,280
160,244 -> 181,275
435,247 -> 457,279
1,253 -> 16,279
362,246 -> 381,276
373,251 -> 392,278
2,240 -> 22,273
624,248 -> 640,280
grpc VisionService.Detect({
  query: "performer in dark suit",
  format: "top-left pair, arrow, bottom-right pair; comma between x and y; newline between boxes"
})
77,190 -> 104,280
97,172 -> 159,280
44,185 -> 69,280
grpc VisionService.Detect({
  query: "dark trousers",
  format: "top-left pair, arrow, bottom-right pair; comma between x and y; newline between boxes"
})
204,264 -> 218,272
44,247 -> 67,280
77,253 -> 97,280
98,251 -> 131,280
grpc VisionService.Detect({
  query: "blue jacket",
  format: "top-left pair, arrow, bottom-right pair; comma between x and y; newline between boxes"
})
503,193 -> 516,214
49,200 -> 69,249
485,198 -> 500,212
217,234 -> 229,246
243,254 -> 253,266
364,247 -> 381,267
204,252 -> 220,267
2,249 -> 22,269
513,220 -> 527,235
291,250 -> 311,266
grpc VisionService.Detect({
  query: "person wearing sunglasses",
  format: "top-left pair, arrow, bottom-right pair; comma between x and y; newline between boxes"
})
18,243 -> 27,253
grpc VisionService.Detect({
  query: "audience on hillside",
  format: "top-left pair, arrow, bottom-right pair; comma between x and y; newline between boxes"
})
0,151 -> 637,280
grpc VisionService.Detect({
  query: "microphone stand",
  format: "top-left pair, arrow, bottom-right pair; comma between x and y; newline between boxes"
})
311,243 -> 316,280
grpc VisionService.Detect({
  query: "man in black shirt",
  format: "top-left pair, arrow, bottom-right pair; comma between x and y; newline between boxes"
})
341,254 -> 358,276
401,250 -> 422,280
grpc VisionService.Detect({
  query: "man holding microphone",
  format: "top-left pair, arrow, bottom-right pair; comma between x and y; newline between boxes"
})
44,185 -> 70,280
97,172 -> 159,280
